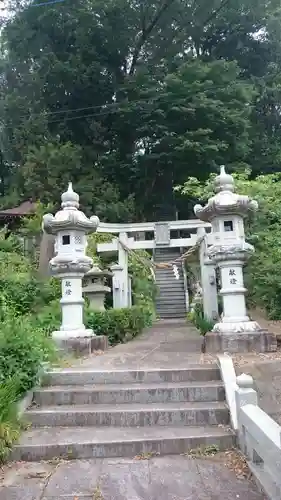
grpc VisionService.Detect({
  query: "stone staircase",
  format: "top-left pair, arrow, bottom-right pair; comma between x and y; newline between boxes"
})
14,365 -> 235,461
154,248 -> 186,319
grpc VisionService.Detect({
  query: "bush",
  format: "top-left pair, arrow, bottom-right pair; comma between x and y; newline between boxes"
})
128,249 -> 158,320
188,303 -> 215,336
86,305 -> 153,345
0,376 -> 22,462
0,314 -> 57,396
32,300 -> 61,335
0,277 -> 58,318
31,300 -> 153,346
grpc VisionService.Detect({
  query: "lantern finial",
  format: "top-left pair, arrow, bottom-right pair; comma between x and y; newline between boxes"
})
214,165 -> 234,193
61,182 -> 79,209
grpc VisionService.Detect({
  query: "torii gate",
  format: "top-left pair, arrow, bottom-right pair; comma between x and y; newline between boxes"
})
96,219 -> 218,319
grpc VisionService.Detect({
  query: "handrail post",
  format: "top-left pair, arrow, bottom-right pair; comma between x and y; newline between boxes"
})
235,373 -> 257,456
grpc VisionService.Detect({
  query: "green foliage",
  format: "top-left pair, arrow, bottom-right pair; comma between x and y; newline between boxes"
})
188,303 -> 215,336
31,300 -> 61,336
87,232 -> 157,315
87,232 -> 113,268
0,376 -> 22,462
86,305 -> 153,345
0,275 -> 59,318
0,242 -> 59,397
0,313 -> 57,396
128,250 -> 158,314
21,201 -> 54,237
0,230 -> 23,254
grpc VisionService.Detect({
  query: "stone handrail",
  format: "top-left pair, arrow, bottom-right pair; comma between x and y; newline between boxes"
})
235,373 -> 281,499
181,259 -> 189,313
217,354 -> 238,430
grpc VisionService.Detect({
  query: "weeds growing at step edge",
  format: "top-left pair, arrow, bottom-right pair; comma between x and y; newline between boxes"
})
0,376 -> 23,462
188,303 -> 215,335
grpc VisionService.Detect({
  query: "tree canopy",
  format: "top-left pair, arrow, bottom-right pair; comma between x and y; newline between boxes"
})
0,0 -> 281,219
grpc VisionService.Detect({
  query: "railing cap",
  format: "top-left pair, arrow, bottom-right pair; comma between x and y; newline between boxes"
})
236,373 -> 254,389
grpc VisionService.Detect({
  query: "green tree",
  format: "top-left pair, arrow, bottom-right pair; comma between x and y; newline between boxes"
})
1,0 -> 281,219
21,141 -> 136,220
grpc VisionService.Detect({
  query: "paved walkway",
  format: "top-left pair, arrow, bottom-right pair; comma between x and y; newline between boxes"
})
0,320 -> 266,499
71,319 -> 205,370
0,454 -> 265,499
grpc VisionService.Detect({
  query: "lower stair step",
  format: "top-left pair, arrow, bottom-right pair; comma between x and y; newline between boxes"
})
13,425 -> 235,461
26,401 -> 229,427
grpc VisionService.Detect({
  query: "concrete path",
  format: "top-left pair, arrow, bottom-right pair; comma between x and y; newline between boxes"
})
70,320 -> 205,370
1,320 -> 266,499
0,455 -> 265,499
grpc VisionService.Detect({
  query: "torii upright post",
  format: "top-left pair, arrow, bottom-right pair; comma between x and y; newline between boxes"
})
197,227 -> 218,321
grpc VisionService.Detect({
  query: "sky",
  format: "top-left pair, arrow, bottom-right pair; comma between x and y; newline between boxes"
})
0,0 -> 8,15
0,0 -> 66,18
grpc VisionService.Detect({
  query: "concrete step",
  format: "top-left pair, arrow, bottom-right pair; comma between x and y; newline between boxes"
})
34,381 -> 225,406
157,285 -> 184,289
13,425 -> 235,461
157,298 -> 185,301
156,307 -> 186,311
154,256 -> 181,262
27,401 -> 229,428
156,287 -> 185,292
155,272 -> 183,277
154,252 -> 181,258
157,298 -> 185,302
156,282 -> 184,286
156,298 -> 186,304
156,281 -> 184,286
156,308 -> 186,314
156,310 -> 186,316
155,270 -> 182,278
155,263 -> 182,267
157,278 -> 184,281
157,296 -> 184,300
44,366 -> 221,386
156,299 -> 185,304
158,312 -> 186,318
156,305 -> 186,309
156,296 -> 185,300
156,287 -> 185,291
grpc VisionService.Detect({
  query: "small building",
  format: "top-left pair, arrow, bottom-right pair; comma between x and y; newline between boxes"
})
0,200 -> 36,232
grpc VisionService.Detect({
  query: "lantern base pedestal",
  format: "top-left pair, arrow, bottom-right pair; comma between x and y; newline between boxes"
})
203,329 -> 277,353
52,329 -> 108,356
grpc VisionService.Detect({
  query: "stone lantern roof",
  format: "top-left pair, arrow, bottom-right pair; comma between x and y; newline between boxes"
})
42,183 -> 99,234
194,166 -> 258,222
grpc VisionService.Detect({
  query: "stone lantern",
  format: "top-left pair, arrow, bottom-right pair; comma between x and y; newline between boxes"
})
194,166 -> 276,353
42,183 -> 108,354
83,265 -> 112,311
